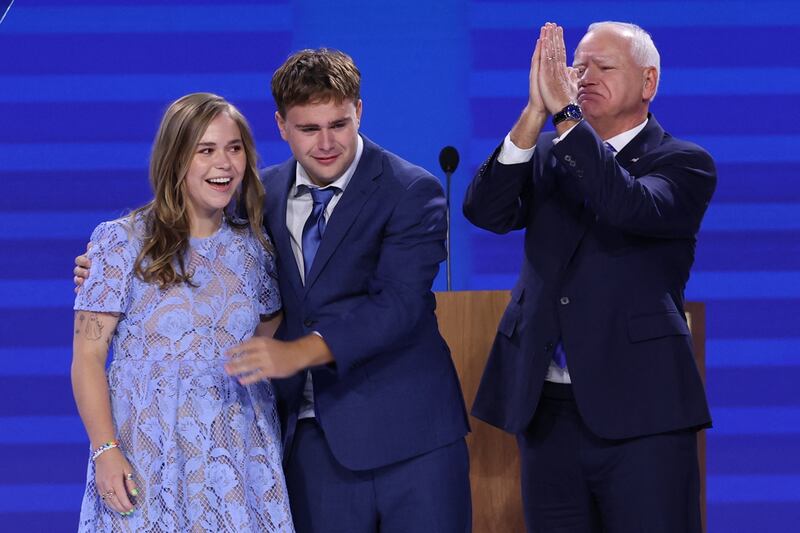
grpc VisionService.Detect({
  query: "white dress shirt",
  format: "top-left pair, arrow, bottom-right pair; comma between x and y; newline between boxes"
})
287,136 -> 364,419
497,118 -> 648,384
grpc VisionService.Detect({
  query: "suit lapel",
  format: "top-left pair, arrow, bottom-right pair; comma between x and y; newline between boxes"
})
303,136 -> 382,292
615,113 -> 664,174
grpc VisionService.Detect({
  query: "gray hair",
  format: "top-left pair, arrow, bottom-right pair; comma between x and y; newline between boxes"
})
586,21 -> 661,99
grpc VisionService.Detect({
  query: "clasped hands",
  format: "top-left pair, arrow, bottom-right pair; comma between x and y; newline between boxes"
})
526,22 -> 579,119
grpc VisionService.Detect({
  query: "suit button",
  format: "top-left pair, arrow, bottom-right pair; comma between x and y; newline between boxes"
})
560,296 -> 570,305
304,319 -> 315,327
544,342 -> 554,352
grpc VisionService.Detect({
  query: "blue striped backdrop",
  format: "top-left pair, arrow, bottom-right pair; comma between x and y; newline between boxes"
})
1,1 -> 797,531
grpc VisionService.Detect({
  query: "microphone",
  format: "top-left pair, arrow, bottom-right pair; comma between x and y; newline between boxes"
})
438,146 -> 460,291
439,146 -> 459,175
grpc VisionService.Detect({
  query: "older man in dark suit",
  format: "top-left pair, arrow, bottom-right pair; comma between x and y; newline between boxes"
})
464,22 -> 715,533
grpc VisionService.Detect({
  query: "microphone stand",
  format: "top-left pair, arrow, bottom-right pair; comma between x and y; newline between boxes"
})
439,146 -> 459,291
445,168 -> 453,291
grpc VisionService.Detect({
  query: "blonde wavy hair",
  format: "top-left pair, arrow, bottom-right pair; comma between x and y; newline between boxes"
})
131,92 -> 268,288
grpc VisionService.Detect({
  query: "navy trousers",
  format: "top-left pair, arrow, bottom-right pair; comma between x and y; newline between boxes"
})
517,382 -> 702,533
285,418 -> 471,533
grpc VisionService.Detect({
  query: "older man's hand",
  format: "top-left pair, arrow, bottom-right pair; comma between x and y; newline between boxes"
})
538,23 -> 578,115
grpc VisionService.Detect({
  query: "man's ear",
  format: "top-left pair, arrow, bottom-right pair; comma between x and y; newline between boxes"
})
642,67 -> 658,100
355,99 -> 363,126
275,111 -> 288,141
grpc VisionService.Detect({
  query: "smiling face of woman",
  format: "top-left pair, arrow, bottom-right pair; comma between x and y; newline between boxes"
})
182,112 -> 246,233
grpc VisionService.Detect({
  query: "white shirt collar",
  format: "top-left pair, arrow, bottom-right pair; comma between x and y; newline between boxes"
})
294,134 -> 364,194
605,118 -> 648,154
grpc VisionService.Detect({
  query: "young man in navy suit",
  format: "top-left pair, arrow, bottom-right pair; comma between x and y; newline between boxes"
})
464,22 -> 715,532
223,49 -> 471,532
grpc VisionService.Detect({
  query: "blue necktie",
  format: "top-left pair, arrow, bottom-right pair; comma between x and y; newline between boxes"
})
301,186 -> 337,279
552,341 -> 568,369
553,143 -> 617,369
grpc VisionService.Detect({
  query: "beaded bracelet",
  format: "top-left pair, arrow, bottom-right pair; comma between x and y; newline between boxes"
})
91,440 -> 120,461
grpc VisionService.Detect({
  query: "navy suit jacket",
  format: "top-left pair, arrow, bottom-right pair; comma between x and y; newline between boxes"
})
463,115 -> 715,440
262,136 -> 469,471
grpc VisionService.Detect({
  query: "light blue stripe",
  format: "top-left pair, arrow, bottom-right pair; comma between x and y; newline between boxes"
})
0,141 -> 285,171
702,204 -> 800,231
17,68 -> 792,104
1,143 -> 150,171
0,280 -> 75,309
4,5 -> 290,33
686,271 -> 800,300
470,70 -> 528,99
0,416 -> 86,444
469,137 -> 800,166
0,73 -> 272,103
0,211 -> 121,239
688,135 -> 800,163
663,68 -> 800,96
0,348 -> 71,376
470,68 -> 800,98
711,407 -> 800,435
465,274 -> 517,290
0,485 -> 85,513
469,2 -> 800,28
708,475 -> 800,503
707,339 -> 800,368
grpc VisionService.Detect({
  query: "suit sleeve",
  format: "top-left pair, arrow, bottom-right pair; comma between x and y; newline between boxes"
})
553,120 -> 717,238
462,144 -> 534,234
312,174 -> 448,377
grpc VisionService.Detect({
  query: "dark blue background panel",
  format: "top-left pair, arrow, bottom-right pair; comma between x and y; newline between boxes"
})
0,33 -> 292,75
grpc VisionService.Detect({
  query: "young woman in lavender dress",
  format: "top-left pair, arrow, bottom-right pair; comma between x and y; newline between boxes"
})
71,93 -> 294,532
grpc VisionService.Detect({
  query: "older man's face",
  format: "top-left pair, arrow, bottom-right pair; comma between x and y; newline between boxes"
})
573,27 -> 654,132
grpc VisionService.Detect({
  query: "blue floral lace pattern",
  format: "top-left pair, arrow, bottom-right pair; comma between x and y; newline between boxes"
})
74,216 -> 294,532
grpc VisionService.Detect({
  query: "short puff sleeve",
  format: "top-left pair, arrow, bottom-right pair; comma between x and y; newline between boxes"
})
73,219 -> 137,314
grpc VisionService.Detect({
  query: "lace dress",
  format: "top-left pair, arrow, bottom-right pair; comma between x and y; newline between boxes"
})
74,216 -> 294,532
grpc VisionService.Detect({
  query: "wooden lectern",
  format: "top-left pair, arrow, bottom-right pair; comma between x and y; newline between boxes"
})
435,291 -> 707,533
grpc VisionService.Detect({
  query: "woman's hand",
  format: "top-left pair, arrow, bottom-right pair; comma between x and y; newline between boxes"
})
94,447 -> 139,515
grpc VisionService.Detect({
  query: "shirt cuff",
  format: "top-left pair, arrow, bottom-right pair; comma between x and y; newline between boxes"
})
552,121 -> 581,145
498,133 -> 535,165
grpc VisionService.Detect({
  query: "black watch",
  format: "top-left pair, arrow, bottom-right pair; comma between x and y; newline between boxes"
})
552,102 -> 583,126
